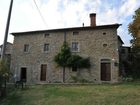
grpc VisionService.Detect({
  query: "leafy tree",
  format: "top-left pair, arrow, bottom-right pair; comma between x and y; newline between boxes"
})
131,47 -> 140,78
54,42 -> 71,82
67,55 -> 90,69
128,7 -> 140,47
54,42 -> 91,82
67,55 -> 90,77
128,7 -> 140,78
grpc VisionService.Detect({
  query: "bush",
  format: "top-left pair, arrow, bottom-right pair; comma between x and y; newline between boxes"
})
122,77 -> 134,82
71,76 -> 90,83
71,76 -> 79,83
0,60 -> 10,97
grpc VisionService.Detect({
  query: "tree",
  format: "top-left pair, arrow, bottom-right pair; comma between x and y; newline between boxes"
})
54,42 -> 71,82
128,7 -> 140,47
67,55 -> 90,69
128,7 -> 140,78
0,60 -> 10,97
67,55 -> 90,77
54,42 -> 91,82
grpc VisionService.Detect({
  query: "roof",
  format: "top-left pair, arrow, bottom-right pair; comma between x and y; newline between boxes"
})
0,42 -> 13,48
11,24 -> 121,36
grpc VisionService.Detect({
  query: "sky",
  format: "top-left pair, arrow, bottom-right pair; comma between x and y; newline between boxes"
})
0,0 -> 140,46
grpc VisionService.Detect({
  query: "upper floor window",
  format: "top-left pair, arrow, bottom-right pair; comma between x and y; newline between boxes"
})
103,44 -> 107,47
103,32 -> 106,35
73,31 -> 79,35
72,42 -> 79,52
24,44 -> 29,52
44,43 -> 49,52
44,33 -> 50,37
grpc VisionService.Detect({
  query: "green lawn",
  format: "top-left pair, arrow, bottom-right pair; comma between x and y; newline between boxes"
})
0,82 -> 140,105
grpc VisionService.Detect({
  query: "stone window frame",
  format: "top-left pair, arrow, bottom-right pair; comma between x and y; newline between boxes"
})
43,43 -> 50,52
73,31 -> 79,35
23,44 -> 29,53
71,42 -> 80,52
44,33 -> 50,37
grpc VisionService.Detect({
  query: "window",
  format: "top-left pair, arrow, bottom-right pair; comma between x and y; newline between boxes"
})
72,42 -> 79,52
73,31 -> 79,35
103,32 -> 106,35
44,43 -> 49,52
103,44 -> 107,47
24,44 -> 29,52
44,33 -> 50,37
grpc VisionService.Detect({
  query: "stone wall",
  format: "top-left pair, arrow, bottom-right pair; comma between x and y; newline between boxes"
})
11,27 -> 119,83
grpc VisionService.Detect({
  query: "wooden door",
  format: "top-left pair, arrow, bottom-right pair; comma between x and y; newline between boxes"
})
101,63 -> 111,81
40,64 -> 47,81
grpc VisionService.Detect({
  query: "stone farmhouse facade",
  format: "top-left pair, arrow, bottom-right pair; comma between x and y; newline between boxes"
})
11,13 -> 122,84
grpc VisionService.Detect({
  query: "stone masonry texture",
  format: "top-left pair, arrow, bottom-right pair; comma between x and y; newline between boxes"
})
11,26 -> 120,84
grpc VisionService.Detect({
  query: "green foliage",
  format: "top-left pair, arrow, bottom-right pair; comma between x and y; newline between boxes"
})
134,8 -> 140,18
54,42 -> 91,82
122,47 -> 140,79
123,61 -> 132,77
0,60 -> 10,88
131,47 -> 140,78
1,83 -> 140,105
54,42 -> 91,69
54,42 -> 71,82
54,42 -> 71,67
128,7 -> 140,47
67,55 -> 90,69
71,76 -> 79,82
71,76 -> 91,83
128,7 -> 140,79
122,77 -> 134,82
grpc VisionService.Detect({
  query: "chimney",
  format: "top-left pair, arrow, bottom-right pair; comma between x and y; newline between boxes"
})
90,13 -> 96,27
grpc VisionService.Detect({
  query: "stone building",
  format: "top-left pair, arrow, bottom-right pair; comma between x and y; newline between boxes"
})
119,46 -> 132,76
11,13 -> 122,84
0,42 -> 13,67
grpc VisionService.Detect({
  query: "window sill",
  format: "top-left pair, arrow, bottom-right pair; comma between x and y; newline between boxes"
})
43,51 -> 50,53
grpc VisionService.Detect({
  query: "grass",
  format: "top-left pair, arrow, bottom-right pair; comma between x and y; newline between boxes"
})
0,82 -> 140,105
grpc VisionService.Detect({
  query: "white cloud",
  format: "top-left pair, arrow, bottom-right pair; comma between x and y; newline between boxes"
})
119,0 -> 140,18
11,0 -> 46,32
0,0 -> 11,44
